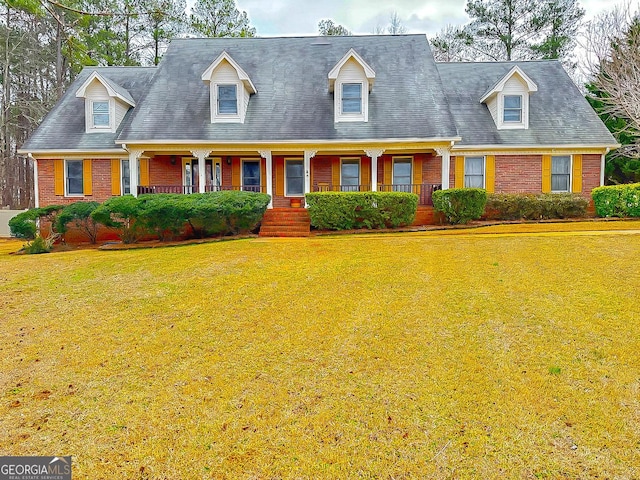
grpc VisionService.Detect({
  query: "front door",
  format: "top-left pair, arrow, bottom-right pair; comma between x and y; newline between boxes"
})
184,158 -> 214,193
242,160 -> 261,192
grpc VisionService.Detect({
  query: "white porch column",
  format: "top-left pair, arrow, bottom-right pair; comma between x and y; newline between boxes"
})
303,150 -> 317,202
259,150 -> 273,208
365,149 -> 385,191
190,149 -> 212,193
435,147 -> 451,190
127,148 -> 144,197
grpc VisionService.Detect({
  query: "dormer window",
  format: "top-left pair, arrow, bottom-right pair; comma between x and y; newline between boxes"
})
217,85 -> 238,115
342,83 -> 362,114
202,51 -> 256,124
329,49 -> 375,123
92,101 -> 110,127
503,95 -> 522,123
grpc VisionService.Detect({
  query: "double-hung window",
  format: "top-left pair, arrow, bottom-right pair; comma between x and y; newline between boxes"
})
503,95 -> 522,123
286,159 -> 304,196
66,160 -> 84,196
551,155 -> 571,192
465,157 -> 485,188
92,101 -> 110,128
341,159 -> 360,191
217,85 -> 238,115
342,83 -> 362,114
121,159 -> 131,195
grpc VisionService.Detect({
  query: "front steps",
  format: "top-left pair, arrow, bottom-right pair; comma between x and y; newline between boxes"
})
259,208 -> 311,237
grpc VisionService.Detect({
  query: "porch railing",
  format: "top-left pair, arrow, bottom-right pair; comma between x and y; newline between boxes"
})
138,185 -> 265,195
313,183 -> 442,206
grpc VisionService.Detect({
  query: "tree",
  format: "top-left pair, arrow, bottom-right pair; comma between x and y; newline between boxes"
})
530,0 -> 584,62
143,0 -> 186,65
387,11 -> 407,35
318,19 -> 351,36
189,0 -> 256,38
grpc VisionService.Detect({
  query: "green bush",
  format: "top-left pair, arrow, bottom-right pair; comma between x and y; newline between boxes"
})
485,193 -> 589,220
432,188 -> 488,224
305,191 -> 418,230
55,201 -> 101,244
23,235 -> 51,254
9,205 -> 64,241
138,194 -> 189,241
592,183 -> 640,217
91,195 -> 144,243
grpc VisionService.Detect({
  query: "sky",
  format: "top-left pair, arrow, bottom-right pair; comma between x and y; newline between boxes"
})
234,0 -> 639,37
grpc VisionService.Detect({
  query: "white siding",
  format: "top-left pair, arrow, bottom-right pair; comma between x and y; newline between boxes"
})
114,99 -> 129,127
209,59 -> 249,123
210,60 -> 240,84
84,79 -> 113,132
335,59 -> 368,122
85,79 -> 109,99
503,76 -> 526,95
336,58 -> 367,84
487,97 -> 498,125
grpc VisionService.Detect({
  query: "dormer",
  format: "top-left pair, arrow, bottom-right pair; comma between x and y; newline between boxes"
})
480,66 -> 537,130
201,51 -> 256,124
328,49 -> 375,123
75,71 -> 135,133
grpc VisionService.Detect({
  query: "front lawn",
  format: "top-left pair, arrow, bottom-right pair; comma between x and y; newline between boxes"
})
1,227 -> 639,478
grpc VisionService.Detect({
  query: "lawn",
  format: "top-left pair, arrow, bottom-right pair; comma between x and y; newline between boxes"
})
1,224 -> 639,479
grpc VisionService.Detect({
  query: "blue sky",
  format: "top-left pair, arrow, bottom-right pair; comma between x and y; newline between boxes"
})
234,0 -> 637,37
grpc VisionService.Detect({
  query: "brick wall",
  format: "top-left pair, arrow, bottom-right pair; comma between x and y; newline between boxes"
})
39,158 -> 114,207
495,155 -> 543,193
150,155 -> 182,186
582,154 -> 601,196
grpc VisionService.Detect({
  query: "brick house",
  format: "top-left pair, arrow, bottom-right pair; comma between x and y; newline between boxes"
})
20,35 -> 617,234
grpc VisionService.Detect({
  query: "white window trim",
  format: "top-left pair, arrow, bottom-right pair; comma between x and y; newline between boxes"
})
284,158 -> 304,197
64,159 -> 84,197
498,93 -> 528,130
335,81 -> 368,123
392,156 -> 413,186
464,156 -> 486,189
212,82 -> 242,123
85,98 -> 115,133
340,157 -> 361,191
241,158 -> 261,192
551,154 -> 573,193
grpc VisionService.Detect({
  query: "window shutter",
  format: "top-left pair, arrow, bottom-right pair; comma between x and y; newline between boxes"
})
485,155 -> 495,193
231,158 -> 241,189
261,159 -> 267,193
139,158 -> 150,187
412,156 -> 422,194
542,155 -> 551,193
572,154 -> 582,193
275,158 -> 284,196
54,160 -> 64,196
111,159 -> 121,196
454,156 -> 464,188
383,157 -> 392,188
332,158 -> 340,190
83,159 -> 92,195
360,158 -> 370,191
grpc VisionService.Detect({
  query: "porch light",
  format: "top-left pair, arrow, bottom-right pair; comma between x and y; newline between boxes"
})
170,155 -> 176,165
226,156 -> 232,165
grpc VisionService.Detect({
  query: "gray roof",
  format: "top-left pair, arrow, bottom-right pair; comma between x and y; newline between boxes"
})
98,73 -> 136,106
22,67 -> 156,151
436,61 -> 617,146
118,35 -> 459,142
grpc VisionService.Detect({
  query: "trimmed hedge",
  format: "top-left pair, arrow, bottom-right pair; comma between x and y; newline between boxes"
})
9,205 -> 64,240
592,183 -> 640,217
305,191 -> 418,230
484,193 -> 589,221
91,195 -> 144,244
432,188 -> 487,224
56,201 -> 101,244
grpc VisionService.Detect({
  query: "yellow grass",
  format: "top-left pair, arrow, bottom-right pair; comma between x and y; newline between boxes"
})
1,224 -> 640,479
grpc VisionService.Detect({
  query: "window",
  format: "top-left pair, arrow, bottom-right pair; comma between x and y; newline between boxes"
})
341,159 -> 360,191
92,101 -> 110,127
121,159 -> 130,195
66,160 -> 84,195
342,83 -> 362,114
393,158 -> 412,192
503,95 -> 522,123
217,85 -> 238,114
242,160 -> 261,192
285,160 -> 304,196
465,157 -> 485,188
551,155 -> 571,192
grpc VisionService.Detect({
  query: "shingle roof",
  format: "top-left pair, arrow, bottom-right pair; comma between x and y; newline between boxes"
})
436,61 -> 617,147
22,67 -> 156,151
97,73 -> 136,106
117,35 -> 459,142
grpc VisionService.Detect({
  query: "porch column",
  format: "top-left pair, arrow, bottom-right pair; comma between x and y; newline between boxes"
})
258,150 -> 273,209
191,149 -> 212,193
435,147 -> 451,190
365,148 -> 385,191
303,150 -> 317,204
127,148 -> 144,197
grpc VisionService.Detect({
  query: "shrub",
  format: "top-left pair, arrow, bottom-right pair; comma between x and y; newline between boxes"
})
432,188 -> 487,224
138,194 -> 189,241
485,193 -> 589,221
55,201 -> 101,244
305,192 -> 418,230
91,195 -> 144,243
23,235 -> 51,254
592,183 -> 640,218
9,205 -> 64,246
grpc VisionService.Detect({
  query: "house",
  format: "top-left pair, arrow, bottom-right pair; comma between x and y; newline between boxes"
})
20,35 -> 617,236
